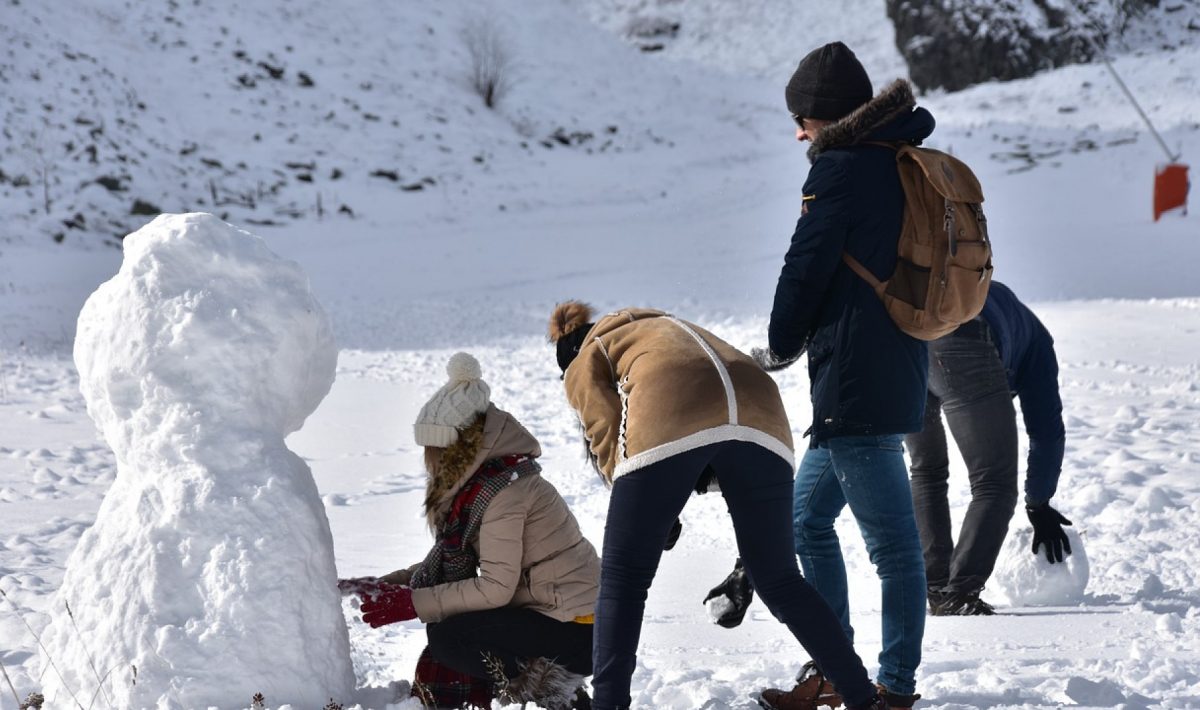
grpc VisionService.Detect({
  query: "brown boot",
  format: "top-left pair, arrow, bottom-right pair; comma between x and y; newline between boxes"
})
757,662 -> 844,710
876,683 -> 920,710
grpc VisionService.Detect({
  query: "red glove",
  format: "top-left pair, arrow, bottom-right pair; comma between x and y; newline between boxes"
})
360,583 -> 418,627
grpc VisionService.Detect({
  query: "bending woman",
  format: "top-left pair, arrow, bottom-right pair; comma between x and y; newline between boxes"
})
549,302 -> 888,710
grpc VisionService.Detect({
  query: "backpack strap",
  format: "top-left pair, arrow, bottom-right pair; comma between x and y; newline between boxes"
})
841,253 -> 883,290
862,140 -> 901,150
842,141 -> 900,290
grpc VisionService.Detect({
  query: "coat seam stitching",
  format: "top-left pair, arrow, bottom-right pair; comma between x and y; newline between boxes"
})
665,317 -> 738,425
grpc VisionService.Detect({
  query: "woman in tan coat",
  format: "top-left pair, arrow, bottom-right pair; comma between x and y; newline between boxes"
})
340,353 -> 599,710
549,302 -> 887,710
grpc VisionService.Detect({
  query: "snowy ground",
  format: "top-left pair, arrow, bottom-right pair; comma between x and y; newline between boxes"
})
3,301 -> 1200,708
2,0 -> 1199,707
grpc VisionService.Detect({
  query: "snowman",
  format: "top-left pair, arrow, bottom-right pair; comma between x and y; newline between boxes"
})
39,213 -> 354,707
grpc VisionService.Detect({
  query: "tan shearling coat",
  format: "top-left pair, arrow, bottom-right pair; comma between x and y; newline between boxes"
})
564,308 -> 794,483
400,406 -> 600,624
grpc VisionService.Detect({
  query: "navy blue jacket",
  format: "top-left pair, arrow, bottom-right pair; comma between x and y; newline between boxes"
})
980,281 -> 1066,505
769,89 -> 931,444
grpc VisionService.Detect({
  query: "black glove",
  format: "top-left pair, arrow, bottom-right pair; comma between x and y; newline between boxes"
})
1027,503 -> 1073,563
664,518 -> 682,551
694,465 -> 718,495
703,558 -> 755,628
750,346 -> 801,372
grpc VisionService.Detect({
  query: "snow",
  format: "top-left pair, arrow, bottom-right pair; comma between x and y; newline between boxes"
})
36,214 -> 353,707
705,595 -> 736,625
1,0 -> 1199,708
992,527 -> 1090,607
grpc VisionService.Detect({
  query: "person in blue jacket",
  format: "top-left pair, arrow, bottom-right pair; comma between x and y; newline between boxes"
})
754,41 -> 929,710
905,280 -> 1072,616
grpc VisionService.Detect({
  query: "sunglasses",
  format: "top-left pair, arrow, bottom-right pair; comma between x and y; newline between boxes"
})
790,113 -> 806,129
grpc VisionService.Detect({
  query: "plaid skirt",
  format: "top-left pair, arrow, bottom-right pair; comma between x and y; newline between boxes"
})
411,644 -> 494,709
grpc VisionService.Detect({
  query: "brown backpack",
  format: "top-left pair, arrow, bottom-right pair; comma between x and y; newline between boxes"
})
843,143 -> 993,341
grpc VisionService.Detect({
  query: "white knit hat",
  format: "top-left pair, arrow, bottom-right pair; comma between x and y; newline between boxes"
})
413,352 -> 491,447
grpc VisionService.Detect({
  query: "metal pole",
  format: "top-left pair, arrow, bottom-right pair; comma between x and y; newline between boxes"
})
1068,2 -> 1181,162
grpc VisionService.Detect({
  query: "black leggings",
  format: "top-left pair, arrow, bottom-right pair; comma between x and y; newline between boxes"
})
427,607 -> 594,680
591,440 -> 875,710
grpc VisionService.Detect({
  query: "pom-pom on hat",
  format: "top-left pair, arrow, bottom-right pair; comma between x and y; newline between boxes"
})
549,301 -> 594,372
413,352 -> 491,447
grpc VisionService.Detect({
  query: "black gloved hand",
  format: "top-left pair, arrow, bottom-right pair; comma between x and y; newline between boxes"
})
1027,502 -> 1073,563
694,465 -> 718,495
703,558 -> 755,628
750,346 -> 802,372
664,518 -> 682,551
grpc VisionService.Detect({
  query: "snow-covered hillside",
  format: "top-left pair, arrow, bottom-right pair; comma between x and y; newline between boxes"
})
2,0 -> 1198,354
1,0 -> 1198,708
0,0 -> 770,247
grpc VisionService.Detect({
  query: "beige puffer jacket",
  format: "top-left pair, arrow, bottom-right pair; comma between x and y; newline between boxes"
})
398,405 -> 600,624
564,308 -> 794,484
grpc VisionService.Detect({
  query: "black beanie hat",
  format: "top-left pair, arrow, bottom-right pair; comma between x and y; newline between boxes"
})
555,326 -> 591,372
785,42 -> 873,121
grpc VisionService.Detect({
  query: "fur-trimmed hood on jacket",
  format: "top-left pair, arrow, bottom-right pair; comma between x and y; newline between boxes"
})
406,405 -> 600,625
423,404 -> 541,529
807,79 -> 933,163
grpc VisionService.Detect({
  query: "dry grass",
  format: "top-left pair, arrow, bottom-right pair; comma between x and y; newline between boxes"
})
460,14 -> 515,109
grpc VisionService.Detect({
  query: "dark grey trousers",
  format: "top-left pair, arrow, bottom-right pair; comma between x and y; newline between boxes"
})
904,320 -> 1019,595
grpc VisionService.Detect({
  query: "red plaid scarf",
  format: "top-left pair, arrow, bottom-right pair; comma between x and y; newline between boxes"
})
409,455 -> 539,589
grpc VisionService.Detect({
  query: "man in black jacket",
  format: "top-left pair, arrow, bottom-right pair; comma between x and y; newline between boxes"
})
755,42 -> 929,710
906,281 -> 1072,616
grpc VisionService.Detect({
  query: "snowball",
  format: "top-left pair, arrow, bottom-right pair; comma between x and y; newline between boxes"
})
1134,486 -> 1175,513
446,351 -> 482,382
74,213 -> 337,451
992,525 -> 1089,607
1065,677 -> 1127,707
41,214 -> 354,707
706,594 -> 735,624
1136,573 -> 1166,600
1113,404 -> 1141,423
1157,613 -> 1183,635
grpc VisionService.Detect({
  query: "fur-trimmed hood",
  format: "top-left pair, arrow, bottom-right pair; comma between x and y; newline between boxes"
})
807,79 -> 933,163
424,404 -> 541,528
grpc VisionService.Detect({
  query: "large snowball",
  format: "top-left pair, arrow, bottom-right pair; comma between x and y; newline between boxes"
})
74,212 -> 337,456
41,213 -> 354,708
992,525 -> 1090,607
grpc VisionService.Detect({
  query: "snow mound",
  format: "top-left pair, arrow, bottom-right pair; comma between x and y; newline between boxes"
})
41,213 -> 353,707
1065,676 -> 1132,707
992,526 -> 1090,607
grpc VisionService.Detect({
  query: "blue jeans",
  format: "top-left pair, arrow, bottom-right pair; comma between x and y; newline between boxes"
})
794,435 -> 926,695
593,441 -> 876,710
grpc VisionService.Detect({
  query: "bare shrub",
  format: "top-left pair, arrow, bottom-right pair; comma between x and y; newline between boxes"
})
624,15 -> 680,39
460,14 -> 515,109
